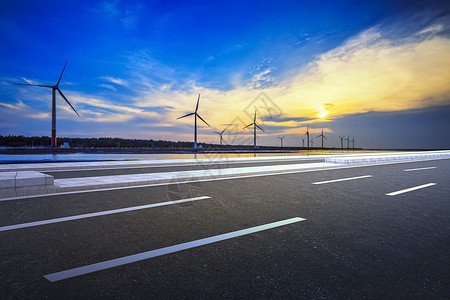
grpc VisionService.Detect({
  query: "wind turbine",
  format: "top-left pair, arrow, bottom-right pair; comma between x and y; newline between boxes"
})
304,125 -> 310,148
339,136 -> 344,150
351,136 -> 356,149
243,109 -> 264,149
214,128 -> 226,146
301,138 -> 305,148
278,136 -> 285,147
310,139 -> 314,148
177,94 -> 210,149
15,61 -> 80,148
316,128 -> 327,149
345,136 -> 350,149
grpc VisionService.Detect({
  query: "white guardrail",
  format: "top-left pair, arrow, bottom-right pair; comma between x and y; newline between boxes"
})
325,151 -> 450,164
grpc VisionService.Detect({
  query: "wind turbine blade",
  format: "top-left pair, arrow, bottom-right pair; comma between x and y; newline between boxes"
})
57,88 -> 80,117
195,94 -> 200,112
177,112 -> 195,119
254,109 -> 256,122
56,61 -> 68,86
243,123 -> 253,129
214,132 -> 221,134
14,83 -> 53,88
220,128 -> 226,134
255,124 -> 264,132
324,136 -> 327,140
196,113 -> 210,127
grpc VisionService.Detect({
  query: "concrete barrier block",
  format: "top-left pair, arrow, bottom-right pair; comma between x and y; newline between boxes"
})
45,175 -> 54,186
15,171 -> 46,187
0,172 -> 17,189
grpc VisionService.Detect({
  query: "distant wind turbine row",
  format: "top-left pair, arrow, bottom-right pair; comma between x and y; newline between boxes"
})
14,62 -> 357,150
177,94 -> 358,149
178,95 -> 267,149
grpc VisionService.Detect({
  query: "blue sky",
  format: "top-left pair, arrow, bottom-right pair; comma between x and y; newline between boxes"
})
1,0 -> 449,149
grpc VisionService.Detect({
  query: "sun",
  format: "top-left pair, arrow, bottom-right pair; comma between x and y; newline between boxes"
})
317,110 -> 328,118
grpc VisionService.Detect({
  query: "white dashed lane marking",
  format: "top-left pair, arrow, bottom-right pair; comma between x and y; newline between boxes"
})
44,217 -> 306,282
386,183 -> 436,196
312,175 -> 372,185
0,196 -> 211,232
403,167 -> 437,172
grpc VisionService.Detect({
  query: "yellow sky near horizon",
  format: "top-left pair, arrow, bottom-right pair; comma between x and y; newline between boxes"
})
130,26 -> 450,137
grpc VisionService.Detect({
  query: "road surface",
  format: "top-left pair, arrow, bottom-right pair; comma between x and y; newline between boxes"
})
0,158 -> 449,298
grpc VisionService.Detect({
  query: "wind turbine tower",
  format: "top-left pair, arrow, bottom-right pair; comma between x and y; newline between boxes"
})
15,61 -> 80,148
345,136 -> 350,149
278,136 -> 285,147
243,109 -> 264,149
214,128 -> 226,146
301,138 -> 305,148
305,125 -> 310,148
177,94 -> 210,149
339,136 -> 344,150
310,139 -> 314,148
352,136 -> 356,149
316,128 -> 327,149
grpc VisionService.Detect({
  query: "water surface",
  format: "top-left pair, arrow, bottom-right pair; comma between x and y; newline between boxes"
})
0,150 -> 388,163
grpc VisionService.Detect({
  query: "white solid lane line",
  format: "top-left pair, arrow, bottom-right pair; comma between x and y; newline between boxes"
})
44,217 -> 306,282
312,175 -> 372,185
403,167 -> 437,172
0,196 -> 211,232
386,183 -> 436,196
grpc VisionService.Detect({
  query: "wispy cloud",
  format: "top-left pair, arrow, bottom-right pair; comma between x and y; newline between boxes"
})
134,23 -> 449,127
100,76 -> 129,87
29,112 -> 50,119
417,24 -> 444,35
20,77 -> 37,85
280,24 -> 450,119
0,100 -> 27,110
99,83 -> 117,91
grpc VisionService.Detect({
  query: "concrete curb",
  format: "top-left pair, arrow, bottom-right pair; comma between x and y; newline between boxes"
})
0,162 -> 339,199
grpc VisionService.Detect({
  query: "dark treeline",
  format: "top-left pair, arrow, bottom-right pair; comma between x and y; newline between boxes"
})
0,135 -> 207,149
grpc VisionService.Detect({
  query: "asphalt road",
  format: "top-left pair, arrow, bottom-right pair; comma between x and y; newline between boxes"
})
43,159 -> 324,179
1,159 -> 449,299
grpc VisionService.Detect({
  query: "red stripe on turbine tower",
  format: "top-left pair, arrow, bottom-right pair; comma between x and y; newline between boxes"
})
51,130 -> 57,148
